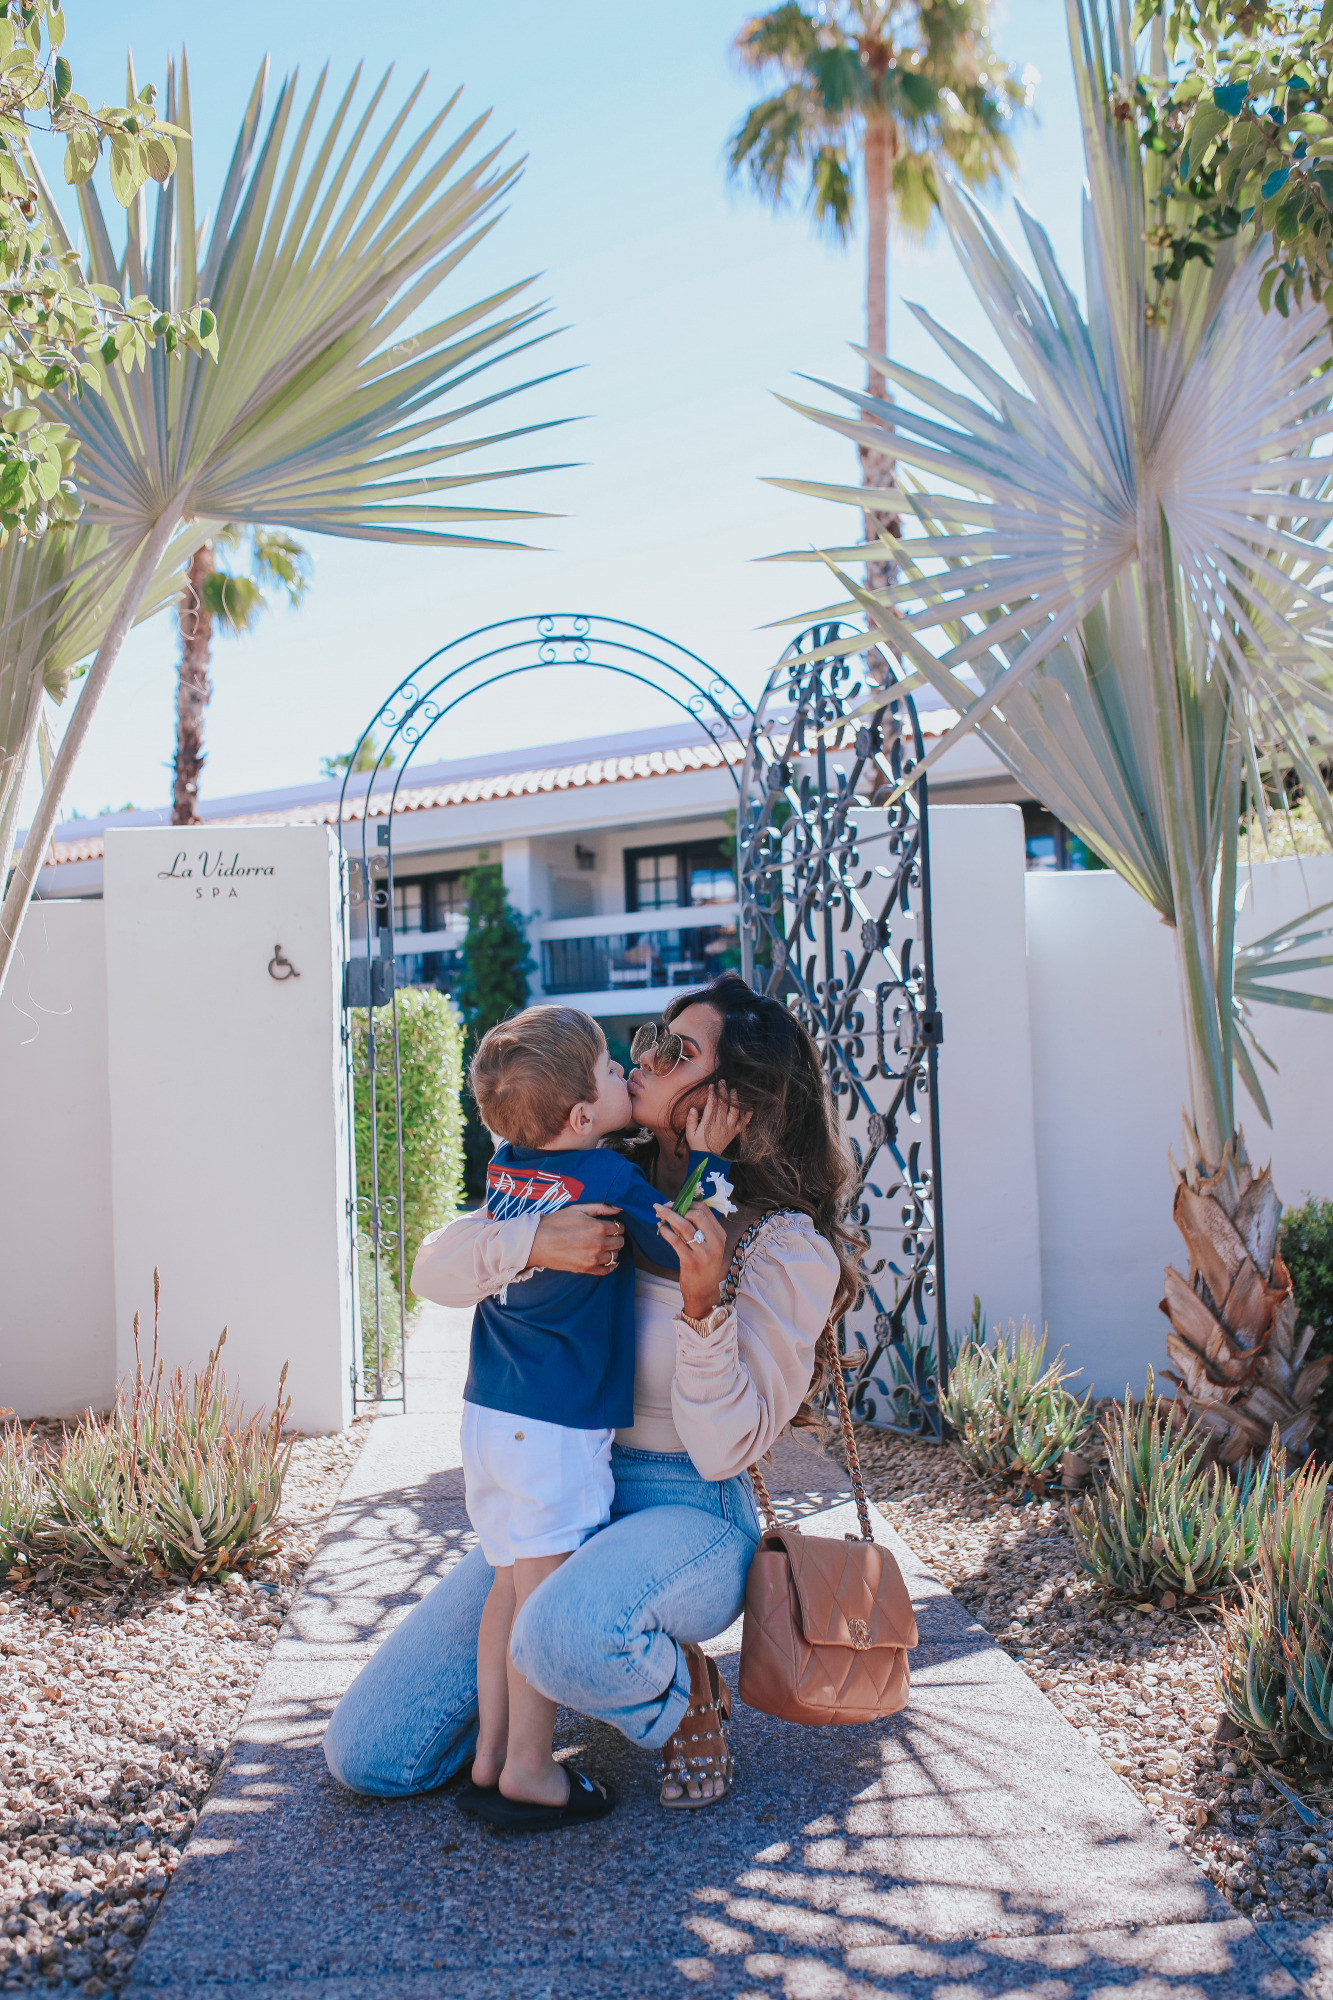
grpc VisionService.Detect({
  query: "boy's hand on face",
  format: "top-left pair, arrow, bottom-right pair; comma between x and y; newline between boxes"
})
686,1083 -> 748,1157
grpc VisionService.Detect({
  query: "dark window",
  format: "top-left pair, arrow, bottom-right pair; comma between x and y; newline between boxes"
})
626,839 -> 735,913
393,881 -> 424,932
630,849 -> 683,910
379,869 -> 468,940
1022,804 -> 1106,873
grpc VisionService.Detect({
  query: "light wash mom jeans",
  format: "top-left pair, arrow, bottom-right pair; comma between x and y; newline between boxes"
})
323,1445 -> 761,1797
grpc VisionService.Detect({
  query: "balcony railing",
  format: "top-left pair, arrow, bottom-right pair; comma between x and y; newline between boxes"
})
537,904 -> 741,998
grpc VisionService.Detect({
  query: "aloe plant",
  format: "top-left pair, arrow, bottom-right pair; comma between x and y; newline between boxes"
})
941,1319 -> 1091,1490
1217,1451 -> 1333,1755
43,1422 -> 148,1578
0,1424 -> 45,1582
1070,1370 -> 1268,1602
1,1275 -> 293,1586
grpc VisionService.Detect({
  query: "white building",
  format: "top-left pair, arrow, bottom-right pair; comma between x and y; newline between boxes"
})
34,711 -> 1090,1053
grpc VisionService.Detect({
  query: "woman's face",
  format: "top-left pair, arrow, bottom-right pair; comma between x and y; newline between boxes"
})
626,1002 -> 722,1138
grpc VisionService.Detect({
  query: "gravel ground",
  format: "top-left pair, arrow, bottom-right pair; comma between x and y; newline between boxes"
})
838,1424 -> 1333,1930
0,1419 -> 371,1997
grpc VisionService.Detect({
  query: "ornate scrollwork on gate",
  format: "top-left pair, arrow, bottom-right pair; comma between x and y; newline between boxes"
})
738,623 -> 949,1439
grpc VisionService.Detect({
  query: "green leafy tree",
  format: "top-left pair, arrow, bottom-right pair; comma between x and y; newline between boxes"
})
457,863 -> 534,1196
173,528 -> 311,825
1281,1195 -> 1333,1431
728,0 -> 1030,585
775,0 -> 1333,1460
0,55 -> 565,998
322,732 -> 395,782
0,15 -> 215,546
1131,0 -> 1333,322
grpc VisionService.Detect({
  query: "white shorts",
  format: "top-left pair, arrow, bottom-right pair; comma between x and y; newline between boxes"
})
460,1402 -> 614,1568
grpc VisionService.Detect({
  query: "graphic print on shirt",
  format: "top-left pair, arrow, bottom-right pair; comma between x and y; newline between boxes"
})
485,1164 -> 585,1224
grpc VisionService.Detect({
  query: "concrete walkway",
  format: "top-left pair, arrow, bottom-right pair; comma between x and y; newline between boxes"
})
127,1310 -> 1333,1999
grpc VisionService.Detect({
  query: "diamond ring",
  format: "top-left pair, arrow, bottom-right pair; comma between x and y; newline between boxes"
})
692,1229 -> 706,1244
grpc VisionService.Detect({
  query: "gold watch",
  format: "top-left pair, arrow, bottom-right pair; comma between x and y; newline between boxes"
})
679,1305 -> 728,1338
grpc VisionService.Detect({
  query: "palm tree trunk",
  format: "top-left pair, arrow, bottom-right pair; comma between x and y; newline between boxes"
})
1136,509 -> 1327,1456
0,670 -> 43,928
0,508 -> 184,999
860,113 -> 900,601
174,542 -> 215,827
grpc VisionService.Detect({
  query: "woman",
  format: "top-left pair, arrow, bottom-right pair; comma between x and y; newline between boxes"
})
323,973 -> 861,1812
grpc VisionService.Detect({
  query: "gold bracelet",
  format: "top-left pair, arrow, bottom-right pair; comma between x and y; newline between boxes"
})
679,1305 -> 727,1338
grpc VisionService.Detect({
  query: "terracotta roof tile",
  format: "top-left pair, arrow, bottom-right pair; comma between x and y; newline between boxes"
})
47,738 -> 747,867
47,712 -> 957,867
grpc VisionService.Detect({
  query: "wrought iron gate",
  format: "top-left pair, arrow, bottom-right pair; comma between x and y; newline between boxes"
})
337,612 -> 947,1435
739,624 -> 949,1437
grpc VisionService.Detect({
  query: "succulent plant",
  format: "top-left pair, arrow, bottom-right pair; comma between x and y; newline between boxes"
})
1069,1370 -> 1269,1603
0,1422 -> 45,1582
0,1273 -> 292,1590
942,1319 -> 1092,1491
42,1421 -> 149,1577
1216,1446 -> 1333,1757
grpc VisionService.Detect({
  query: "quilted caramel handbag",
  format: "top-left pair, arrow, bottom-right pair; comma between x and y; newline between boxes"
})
726,1215 -> 919,1726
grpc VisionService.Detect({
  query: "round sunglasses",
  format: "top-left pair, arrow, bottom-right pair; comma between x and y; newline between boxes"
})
630,1021 -> 686,1071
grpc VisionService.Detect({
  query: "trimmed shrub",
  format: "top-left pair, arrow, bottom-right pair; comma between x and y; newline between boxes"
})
1069,1370 -> 1268,1605
1282,1196 -> 1333,1435
941,1318 -> 1092,1492
351,985 -> 465,1295
1,1274 -> 291,1588
356,1227 -> 404,1385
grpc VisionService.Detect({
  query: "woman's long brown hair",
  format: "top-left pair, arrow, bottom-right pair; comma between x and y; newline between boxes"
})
619,972 -> 866,1425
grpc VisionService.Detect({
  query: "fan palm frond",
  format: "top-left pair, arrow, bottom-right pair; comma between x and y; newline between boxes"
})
772,0 -> 1333,1163
1,56 -> 572,993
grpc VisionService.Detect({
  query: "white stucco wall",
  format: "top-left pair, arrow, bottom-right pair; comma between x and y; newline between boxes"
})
1025,853 -> 1333,1399
929,806 -> 1044,1337
0,899 -> 117,1416
102,826 -> 353,1434
5,805 -> 1329,1426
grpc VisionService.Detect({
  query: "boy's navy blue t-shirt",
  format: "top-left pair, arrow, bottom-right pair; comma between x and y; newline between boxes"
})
463,1142 -> 726,1431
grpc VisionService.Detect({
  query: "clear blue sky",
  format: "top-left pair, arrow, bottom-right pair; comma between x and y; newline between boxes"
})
43,0 -> 1083,820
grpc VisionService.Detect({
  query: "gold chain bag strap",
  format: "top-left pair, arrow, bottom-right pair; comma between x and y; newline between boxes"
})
717,1213 -> 919,1726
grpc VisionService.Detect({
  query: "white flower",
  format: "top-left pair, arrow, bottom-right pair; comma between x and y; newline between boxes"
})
703,1170 -> 736,1217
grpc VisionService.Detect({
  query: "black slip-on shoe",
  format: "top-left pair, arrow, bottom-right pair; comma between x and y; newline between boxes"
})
473,1767 -> 617,1834
454,1776 -> 500,1818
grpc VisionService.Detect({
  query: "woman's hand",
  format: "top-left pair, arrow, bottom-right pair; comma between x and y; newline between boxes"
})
654,1201 -> 729,1319
527,1204 -> 624,1276
685,1082 -> 749,1158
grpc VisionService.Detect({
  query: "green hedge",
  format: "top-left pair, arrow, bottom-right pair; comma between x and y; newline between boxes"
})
351,986 -> 465,1299
1282,1196 -> 1333,1434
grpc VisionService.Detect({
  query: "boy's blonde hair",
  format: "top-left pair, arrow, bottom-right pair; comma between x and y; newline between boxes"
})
469,1006 -> 605,1148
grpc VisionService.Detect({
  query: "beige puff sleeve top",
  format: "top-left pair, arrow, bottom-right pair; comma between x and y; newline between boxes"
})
411,1207 -> 840,1484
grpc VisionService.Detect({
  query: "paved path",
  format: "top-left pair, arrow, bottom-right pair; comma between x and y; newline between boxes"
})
127,1309 -> 1333,1999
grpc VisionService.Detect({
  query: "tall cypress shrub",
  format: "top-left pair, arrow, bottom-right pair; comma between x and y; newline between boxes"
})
457,864 -> 534,1196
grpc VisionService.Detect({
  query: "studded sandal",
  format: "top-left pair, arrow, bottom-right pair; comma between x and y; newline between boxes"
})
659,1643 -> 735,1809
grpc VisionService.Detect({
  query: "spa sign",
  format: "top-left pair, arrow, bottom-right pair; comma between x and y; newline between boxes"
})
157,849 -> 278,900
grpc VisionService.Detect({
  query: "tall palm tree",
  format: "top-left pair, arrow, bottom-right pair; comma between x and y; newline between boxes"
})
774,0 -> 1333,1459
0,54 -> 570,995
729,0 -> 1029,587
172,526 -> 310,825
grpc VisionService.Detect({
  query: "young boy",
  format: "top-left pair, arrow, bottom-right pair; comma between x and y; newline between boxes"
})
459,1004 -> 730,1832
